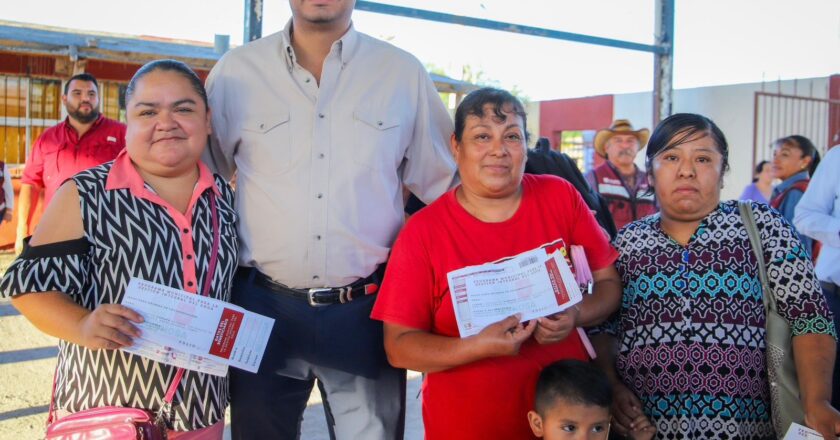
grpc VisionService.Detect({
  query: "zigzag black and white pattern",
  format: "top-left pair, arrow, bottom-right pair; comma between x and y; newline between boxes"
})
2,162 -> 238,430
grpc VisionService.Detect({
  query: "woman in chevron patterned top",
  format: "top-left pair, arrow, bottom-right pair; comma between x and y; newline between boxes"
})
591,113 -> 838,439
0,59 -> 238,438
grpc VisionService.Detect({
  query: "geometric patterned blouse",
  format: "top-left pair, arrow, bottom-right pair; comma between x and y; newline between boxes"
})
0,153 -> 238,431
608,200 -> 835,439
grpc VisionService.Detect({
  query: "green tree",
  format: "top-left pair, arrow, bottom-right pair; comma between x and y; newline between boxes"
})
424,63 -> 530,106
461,65 -> 530,105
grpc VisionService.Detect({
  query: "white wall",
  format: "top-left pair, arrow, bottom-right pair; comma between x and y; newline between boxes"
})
613,77 -> 830,200
525,101 -> 541,147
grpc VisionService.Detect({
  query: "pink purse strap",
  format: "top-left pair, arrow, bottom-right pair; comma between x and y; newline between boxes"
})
47,190 -> 221,425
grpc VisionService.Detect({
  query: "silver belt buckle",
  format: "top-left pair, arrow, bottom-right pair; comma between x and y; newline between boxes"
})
307,288 -> 332,307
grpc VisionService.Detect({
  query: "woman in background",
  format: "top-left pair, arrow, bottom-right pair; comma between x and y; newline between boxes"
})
770,134 -> 821,255
739,159 -> 773,203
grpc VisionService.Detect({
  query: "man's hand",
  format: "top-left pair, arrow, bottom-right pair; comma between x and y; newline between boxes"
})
15,183 -> 35,255
75,304 -> 144,350
804,399 -> 840,440
472,313 -> 537,358
533,307 -> 579,345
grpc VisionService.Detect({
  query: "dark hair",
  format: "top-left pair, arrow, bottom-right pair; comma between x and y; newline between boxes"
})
534,360 -> 612,414
64,73 -> 99,95
454,87 -> 529,143
752,160 -> 769,183
645,113 -> 730,178
774,135 -> 821,176
125,59 -> 208,109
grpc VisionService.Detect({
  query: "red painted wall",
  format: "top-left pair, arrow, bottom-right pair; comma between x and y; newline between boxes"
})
539,94 -> 614,167
539,94 -> 614,146
86,59 -> 144,82
0,53 -> 210,83
86,59 -> 210,83
0,53 -> 57,76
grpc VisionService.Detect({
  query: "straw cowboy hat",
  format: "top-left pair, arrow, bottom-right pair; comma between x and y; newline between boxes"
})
594,119 -> 650,157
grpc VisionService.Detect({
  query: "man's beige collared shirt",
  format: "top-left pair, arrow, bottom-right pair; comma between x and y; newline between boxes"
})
206,21 -> 456,288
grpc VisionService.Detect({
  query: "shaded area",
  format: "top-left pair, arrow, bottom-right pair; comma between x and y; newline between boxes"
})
0,346 -> 57,364
0,303 -> 18,317
0,405 -> 48,422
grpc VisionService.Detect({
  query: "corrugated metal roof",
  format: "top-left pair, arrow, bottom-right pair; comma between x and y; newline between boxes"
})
0,20 -> 219,68
0,20 -> 478,93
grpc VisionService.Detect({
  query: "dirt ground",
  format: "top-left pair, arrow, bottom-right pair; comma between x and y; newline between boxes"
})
0,252 -> 424,439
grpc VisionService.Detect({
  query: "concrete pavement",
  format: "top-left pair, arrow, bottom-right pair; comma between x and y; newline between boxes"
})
0,298 -> 424,439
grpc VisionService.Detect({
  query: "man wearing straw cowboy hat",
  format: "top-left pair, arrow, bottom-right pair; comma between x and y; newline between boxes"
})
584,119 -> 656,230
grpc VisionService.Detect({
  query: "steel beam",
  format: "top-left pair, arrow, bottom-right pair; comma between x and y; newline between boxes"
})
653,0 -> 675,125
354,1 -> 666,55
244,0 -> 264,43
352,1 -> 675,126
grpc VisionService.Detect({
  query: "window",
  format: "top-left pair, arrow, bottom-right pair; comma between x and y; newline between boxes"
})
558,130 -> 596,173
0,76 -> 63,164
99,81 -> 126,122
29,79 -> 62,163
0,76 -> 64,164
0,76 -> 27,164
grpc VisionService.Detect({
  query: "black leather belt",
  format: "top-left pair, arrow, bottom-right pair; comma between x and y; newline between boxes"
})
253,266 -> 385,306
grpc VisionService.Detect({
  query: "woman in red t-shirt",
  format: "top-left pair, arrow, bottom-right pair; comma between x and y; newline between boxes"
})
371,87 -> 622,440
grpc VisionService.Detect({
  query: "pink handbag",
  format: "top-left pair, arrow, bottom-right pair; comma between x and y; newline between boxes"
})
45,405 -> 170,440
45,194 -> 220,440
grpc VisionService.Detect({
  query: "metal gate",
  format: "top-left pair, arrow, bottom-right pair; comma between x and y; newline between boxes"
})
753,91 -> 840,167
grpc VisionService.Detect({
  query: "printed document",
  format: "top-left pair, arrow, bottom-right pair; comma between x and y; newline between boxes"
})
783,422 -> 836,439
447,248 -> 582,337
124,340 -> 228,376
121,278 -> 275,373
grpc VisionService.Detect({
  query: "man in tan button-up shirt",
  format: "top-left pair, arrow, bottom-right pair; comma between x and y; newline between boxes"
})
205,1 -> 456,438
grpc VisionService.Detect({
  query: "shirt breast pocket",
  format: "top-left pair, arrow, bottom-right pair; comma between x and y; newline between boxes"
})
237,108 -> 292,175
40,142 -> 66,181
351,107 -> 401,171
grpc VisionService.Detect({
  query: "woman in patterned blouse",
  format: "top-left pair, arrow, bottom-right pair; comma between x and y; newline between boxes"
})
1,60 -> 238,438
592,113 -> 839,439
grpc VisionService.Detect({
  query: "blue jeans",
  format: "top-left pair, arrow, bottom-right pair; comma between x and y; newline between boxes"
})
228,268 -> 406,440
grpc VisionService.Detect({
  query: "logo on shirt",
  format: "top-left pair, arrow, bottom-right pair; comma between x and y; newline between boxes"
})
107,136 -> 117,143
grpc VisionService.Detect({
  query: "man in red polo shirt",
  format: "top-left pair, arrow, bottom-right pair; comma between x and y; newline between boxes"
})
15,73 -> 125,253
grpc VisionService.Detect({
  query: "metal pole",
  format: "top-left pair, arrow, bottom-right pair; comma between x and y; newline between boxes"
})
244,0 -> 264,43
354,1 -> 666,54
653,0 -> 675,125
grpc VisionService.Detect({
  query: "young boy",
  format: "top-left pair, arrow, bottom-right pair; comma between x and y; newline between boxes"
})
528,360 -> 655,440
